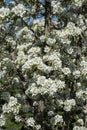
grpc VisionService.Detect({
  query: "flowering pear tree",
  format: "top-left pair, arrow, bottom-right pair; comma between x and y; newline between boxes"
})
0,0 -> 87,130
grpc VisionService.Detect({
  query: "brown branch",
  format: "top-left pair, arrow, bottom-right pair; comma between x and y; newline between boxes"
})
45,0 -> 51,34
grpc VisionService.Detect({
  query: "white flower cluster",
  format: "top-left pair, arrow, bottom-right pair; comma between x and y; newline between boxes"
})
80,60 -> 87,76
44,46 -> 51,53
18,27 -> 33,41
26,75 -> 65,96
46,38 -> 56,45
73,70 -> 81,79
18,26 -> 29,35
0,7 -> 10,18
26,117 -> 41,129
0,70 -> 5,79
22,57 -> 51,73
15,40 -> 33,66
53,114 -> 63,125
27,47 -> 41,57
40,35 -> 46,42
51,1 -> 63,14
73,126 -> 87,130
77,119 -> 84,126
54,22 -> 82,44
76,90 -> 87,100
77,15 -> 86,31
17,44 -> 31,52
11,4 -> 26,17
15,115 -> 22,123
66,22 -> 82,36
73,0 -> 86,7
0,114 -> 5,127
16,46 -> 41,68
16,51 -> 28,65
5,36 -> 16,49
6,36 -> 16,46
62,67 -> 71,76
56,99 -> 64,107
1,58 -> 13,73
33,19 -> 44,31
67,47 -> 74,54
25,83 -> 39,96
43,51 -> 62,70
31,5 -> 36,13
48,111 -> 54,116
35,124 -> 41,130
64,99 -> 76,112
26,117 -> 35,127
55,22 -> 82,38
2,96 -> 21,114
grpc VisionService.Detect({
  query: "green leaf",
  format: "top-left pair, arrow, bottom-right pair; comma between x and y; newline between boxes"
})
74,115 -> 79,121
5,118 -> 23,130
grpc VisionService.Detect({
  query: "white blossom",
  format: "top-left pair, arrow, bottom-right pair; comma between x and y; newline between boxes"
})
0,7 -> 10,18
64,99 -> 76,112
77,119 -> 84,126
44,46 -> 51,53
35,125 -> 41,130
67,47 -> 74,54
0,70 -> 5,79
62,67 -> 71,75
51,1 -> 63,14
0,114 -> 5,127
15,115 -> 22,123
47,38 -> 56,45
73,0 -> 86,7
26,76 -> 65,96
53,114 -> 63,125
12,77 -> 19,84
11,4 -> 26,17
48,111 -> 54,116
2,96 -> 21,114
43,51 -> 62,70
80,60 -> 87,76
26,117 -> 35,127
65,22 -> 82,36
40,35 -> 46,42
73,126 -> 87,130
73,70 -> 81,79
33,19 -> 44,31
76,90 -> 87,100
15,51 -> 28,65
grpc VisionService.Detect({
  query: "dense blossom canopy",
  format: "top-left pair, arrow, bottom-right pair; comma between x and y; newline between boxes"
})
0,0 -> 87,130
